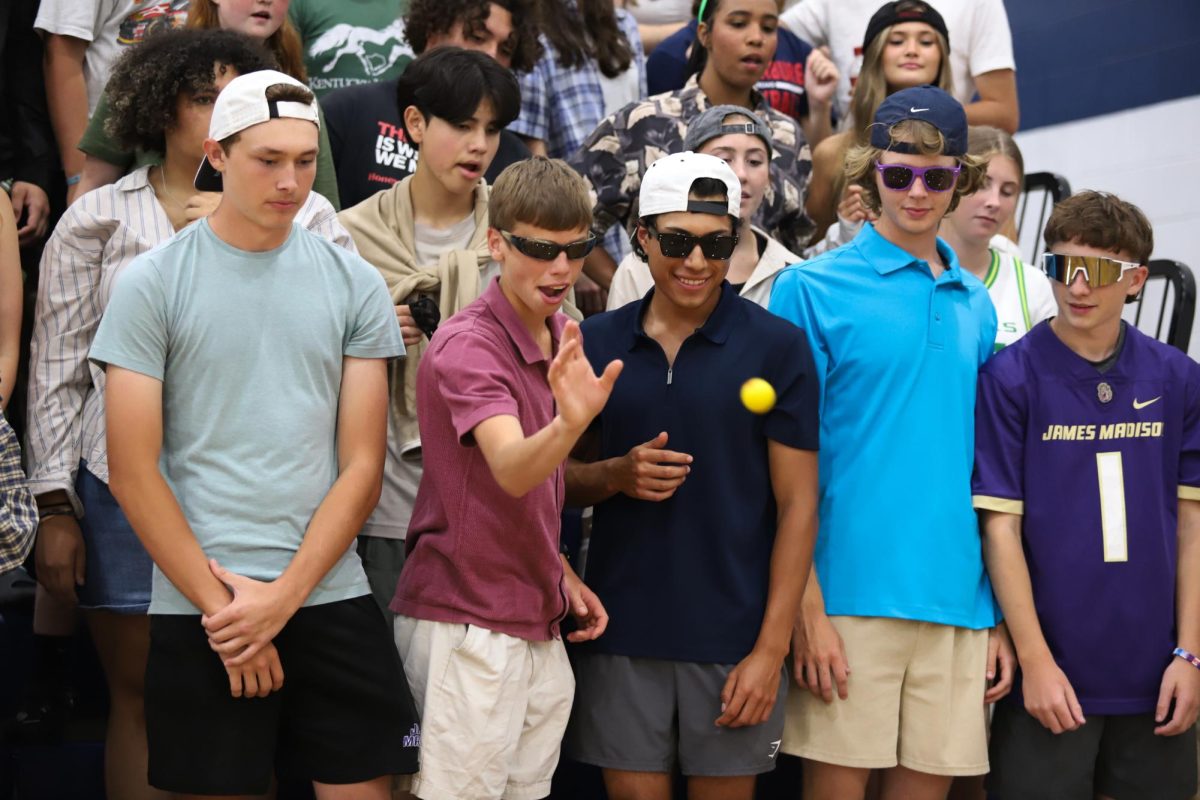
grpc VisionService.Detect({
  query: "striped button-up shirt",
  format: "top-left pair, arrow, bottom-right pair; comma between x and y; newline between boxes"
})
26,166 -> 356,510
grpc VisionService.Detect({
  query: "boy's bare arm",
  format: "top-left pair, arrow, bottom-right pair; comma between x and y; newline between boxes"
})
204,356 -> 390,663
982,509 -> 1085,733
1154,499 -> 1200,735
1173,500 -> 1200,654
107,369 -> 285,691
793,561 -> 850,703
717,443 -> 817,728
105,365 -> 233,616
965,69 -> 1020,133
43,34 -> 89,194
0,194 -> 21,404
475,322 -> 621,498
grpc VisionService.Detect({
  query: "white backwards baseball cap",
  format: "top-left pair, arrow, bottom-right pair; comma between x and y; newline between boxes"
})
194,69 -> 320,191
638,151 -> 742,220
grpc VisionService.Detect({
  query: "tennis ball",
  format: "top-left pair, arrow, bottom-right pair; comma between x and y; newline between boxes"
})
740,377 -> 776,414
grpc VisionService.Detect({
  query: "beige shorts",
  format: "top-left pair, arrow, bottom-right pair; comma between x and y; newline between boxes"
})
394,616 -> 575,800
782,615 -> 989,776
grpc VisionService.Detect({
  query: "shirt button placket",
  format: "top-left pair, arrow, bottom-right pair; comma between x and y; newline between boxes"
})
928,283 -> 946,350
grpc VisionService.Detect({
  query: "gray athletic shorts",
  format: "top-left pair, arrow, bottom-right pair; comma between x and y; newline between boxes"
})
564,653 -> 787,776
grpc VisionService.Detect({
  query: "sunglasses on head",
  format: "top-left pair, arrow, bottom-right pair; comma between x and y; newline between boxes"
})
875,163 -> 962,192
648,223 -> 738,260
1040,253 -> 1142,288
500,231 -> 597,261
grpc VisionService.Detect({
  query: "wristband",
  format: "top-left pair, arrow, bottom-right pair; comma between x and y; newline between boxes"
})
65,173 -> 82,186
38,502 -> 75,520
1173,647 -> 1200,670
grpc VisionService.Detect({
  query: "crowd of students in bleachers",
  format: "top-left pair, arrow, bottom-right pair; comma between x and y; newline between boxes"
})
3,1 -> 1195,800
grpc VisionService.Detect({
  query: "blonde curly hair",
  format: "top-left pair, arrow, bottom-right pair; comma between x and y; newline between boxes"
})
843,119 -> 986,214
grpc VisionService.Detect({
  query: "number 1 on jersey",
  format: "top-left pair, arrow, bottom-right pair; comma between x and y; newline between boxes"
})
1096,451 -> 1128,562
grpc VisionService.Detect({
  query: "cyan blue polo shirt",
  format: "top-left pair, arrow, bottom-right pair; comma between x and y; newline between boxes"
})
578,283 -> 820,663
768,223 -> 998,629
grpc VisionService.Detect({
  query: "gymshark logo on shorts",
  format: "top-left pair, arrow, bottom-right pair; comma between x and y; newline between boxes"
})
768,739 -> 781,759
403,723 -> 421,749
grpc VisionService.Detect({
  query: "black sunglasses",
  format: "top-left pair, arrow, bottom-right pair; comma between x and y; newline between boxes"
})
648,223 -> 738,260
501,231 -> 597,261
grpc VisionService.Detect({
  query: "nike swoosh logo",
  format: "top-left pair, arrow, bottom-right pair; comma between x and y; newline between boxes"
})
910,107 -> 929,113
1133,396 -> 1162,410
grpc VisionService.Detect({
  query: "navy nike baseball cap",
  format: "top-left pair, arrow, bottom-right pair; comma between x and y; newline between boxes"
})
869,84 -> 967,157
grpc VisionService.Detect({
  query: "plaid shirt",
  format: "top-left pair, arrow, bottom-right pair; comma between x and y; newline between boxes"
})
509,32 -> 608,160
0,414 -> 37,575
568,76 -> 816,254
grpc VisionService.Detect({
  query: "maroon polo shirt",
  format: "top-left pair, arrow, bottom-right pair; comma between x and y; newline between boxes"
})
391,278 -> 570,640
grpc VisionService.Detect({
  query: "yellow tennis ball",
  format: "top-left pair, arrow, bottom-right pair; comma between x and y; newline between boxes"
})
740,377 -> 776,414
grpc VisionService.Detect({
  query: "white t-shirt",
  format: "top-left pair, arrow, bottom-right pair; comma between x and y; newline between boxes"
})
598,9 -> 649,117
35,0 -> 171,117
624,0 -> 692,26
361,213 -> 499,541
981,242 -> 1056,351
780,0 -> 1016,121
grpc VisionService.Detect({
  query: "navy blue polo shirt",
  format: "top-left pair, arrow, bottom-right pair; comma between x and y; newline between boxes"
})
578,282 -> 819,664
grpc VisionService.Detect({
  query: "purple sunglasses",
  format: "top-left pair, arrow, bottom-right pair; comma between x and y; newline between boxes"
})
875,163 -> 962,192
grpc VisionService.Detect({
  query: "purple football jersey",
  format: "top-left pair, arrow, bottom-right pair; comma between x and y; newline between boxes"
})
973,322 -> 1200,715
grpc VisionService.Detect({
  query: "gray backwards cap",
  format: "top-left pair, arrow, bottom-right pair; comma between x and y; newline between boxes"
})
683,105 -> 774,159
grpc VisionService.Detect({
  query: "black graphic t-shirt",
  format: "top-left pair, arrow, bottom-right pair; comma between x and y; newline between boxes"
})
323,78 -> 532,209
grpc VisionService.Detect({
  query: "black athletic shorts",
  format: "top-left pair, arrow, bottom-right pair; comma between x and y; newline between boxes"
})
146,594 -> 420,795
987,699 -> 1197,800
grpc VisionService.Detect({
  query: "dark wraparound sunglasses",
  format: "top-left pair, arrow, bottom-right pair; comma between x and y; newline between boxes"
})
875,163 -> 962,192
501,231 -> 597,261
648,223 -> 738,260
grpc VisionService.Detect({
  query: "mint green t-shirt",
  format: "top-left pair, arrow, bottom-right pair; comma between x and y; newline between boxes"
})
90,218 -> 405,614
290,0 -> 411,97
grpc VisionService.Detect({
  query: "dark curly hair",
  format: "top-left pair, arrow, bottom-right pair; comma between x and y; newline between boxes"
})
104,28 -> 275,155
404,0 -> 542,74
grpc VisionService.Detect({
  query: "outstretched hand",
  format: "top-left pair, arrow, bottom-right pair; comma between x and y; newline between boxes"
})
549,321 -> 622,431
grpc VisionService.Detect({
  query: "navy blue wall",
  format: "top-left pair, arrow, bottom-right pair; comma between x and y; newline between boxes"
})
1008,0 -> 1200,130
